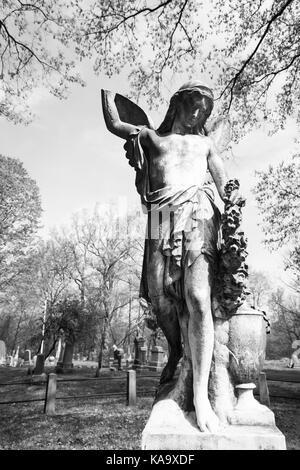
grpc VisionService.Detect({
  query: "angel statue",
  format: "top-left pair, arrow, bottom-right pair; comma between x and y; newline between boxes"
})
101,82 -> 269,436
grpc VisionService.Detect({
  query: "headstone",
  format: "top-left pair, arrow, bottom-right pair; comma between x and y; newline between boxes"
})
24,349 -> 31,366
12,346 -> 19,367
32,355 -> 37,367
56,342 -> 74,373
58,342 -> 65,363
55,337 -> 62,362
0,340 -> 6,365
34,353 -> 45,374
133,337 -> 146,370
149,346 -> 164,371
140,346 -> 147,366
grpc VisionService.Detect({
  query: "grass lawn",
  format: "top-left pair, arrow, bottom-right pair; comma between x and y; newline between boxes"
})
0,364 -> 299,450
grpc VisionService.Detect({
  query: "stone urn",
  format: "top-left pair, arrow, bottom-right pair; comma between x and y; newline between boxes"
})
228,302 -> 266,385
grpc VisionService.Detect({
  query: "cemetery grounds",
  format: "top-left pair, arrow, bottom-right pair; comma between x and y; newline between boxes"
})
0,358 -> 299,450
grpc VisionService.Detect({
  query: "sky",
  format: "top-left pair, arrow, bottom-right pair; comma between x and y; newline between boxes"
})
0,62 -> 298,282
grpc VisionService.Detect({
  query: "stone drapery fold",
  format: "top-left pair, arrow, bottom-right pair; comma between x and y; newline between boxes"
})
124,129 -> 221,304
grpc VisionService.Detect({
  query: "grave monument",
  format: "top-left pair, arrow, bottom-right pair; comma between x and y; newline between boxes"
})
0,340 -> 6,365
24,349 -> 32,366
101,82 -> 286,449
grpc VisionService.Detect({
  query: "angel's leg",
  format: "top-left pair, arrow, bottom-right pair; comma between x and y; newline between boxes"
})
185,255 -> 219,432
147,241 -> 182,384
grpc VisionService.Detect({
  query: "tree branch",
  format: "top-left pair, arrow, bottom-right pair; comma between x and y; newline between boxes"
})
218,0 -> 295,109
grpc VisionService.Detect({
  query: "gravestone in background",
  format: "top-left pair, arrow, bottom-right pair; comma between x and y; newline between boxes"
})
149,346 -> 164,372
56,342 -> 74,373
133,337 -> 147,370
0,340 -> 6,365
55,337 -> 62,362
24,349 -> 31,366
34,354 -> 45,375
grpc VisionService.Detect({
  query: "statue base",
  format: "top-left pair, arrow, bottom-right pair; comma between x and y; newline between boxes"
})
141,399 -> 286,450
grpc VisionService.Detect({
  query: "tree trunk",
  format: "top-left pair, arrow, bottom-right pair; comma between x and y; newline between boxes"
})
95,317 -> 109,377
12,313 -> 23,353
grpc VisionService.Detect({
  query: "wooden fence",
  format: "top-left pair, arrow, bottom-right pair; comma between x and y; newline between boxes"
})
0,368 -> 299,415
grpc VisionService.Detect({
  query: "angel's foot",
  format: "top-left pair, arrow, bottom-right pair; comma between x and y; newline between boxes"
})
194,396 -> 220,433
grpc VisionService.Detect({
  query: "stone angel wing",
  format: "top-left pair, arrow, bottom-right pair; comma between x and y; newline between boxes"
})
205,116 -> 231,155
101,89 -> 155,139
204,116 -> 231,186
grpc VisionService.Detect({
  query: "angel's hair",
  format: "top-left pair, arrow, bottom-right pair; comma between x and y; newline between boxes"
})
157,82 -> 214,135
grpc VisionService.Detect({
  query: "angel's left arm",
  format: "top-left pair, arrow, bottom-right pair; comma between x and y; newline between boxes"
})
207,139 -> 228,202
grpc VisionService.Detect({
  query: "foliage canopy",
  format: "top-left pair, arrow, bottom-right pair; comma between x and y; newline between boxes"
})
1,0 -> 299,136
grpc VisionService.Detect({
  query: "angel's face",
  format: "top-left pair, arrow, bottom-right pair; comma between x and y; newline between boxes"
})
176,91 -> 212,130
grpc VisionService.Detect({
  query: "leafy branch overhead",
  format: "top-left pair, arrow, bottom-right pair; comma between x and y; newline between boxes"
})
0,0 -> 84,123
75,0 -> 299,137
1,0 -> 299,135
253,157 -> 300,249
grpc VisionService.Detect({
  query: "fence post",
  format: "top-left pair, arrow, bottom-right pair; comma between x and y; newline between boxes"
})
44,373 -> 57,415
127,370 -> 136,406
259,371 -> 270,407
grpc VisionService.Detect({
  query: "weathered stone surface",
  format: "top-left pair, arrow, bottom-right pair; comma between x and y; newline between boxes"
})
102,83 -> 286,445
133,337 -> 146,370
149,346 -> 165,371
142,399 -> 286,450
34,354 -> 45,375
229,384 -> 275,426
0,340 -> 6,365
24,349 -> 31,365
56,342 -> 74,373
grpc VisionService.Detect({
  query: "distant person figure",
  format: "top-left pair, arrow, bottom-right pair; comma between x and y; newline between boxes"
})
288,339 -> 300,368
112,344 -> 122,370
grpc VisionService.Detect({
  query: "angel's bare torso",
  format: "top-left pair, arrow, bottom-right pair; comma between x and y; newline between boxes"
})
139,129 -> 211,191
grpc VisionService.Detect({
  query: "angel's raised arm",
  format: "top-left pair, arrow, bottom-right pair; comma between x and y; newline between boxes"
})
101,90 -> 154,140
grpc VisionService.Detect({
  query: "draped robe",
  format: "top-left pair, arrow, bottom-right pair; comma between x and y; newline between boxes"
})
124,129 -> 222,305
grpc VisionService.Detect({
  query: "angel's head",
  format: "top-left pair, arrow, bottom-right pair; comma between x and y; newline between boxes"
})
157,82 -> 214,135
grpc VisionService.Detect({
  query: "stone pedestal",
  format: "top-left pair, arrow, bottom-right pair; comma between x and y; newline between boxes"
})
149,346 -> 164,371
142,399 -> 286,450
